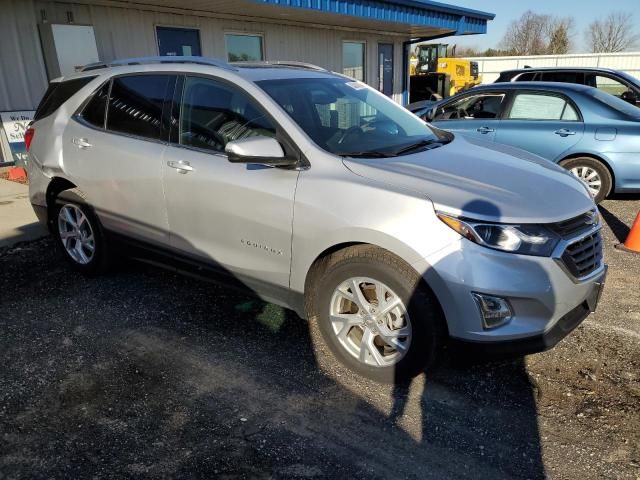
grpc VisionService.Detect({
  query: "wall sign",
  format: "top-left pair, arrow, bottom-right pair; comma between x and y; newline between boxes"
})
0,111 -> 34,166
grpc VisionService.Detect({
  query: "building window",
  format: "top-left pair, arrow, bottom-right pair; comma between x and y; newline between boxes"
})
225,33 -> 264,62
343,41 -> 365,81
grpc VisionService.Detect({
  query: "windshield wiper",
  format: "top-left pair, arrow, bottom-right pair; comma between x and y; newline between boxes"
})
391,139 -> 443,156
339,151 -> 392,158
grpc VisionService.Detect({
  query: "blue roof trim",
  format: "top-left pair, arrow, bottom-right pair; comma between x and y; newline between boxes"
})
251,0 -> 494,32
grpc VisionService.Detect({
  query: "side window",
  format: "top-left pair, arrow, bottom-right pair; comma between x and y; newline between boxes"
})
79,81 -> 110,128
434,93 -> 506,120
516,72 -> 537,81
508,93 -> 579,121
541,71 -> 584,84
106,75 -> 172,140
179,76 -> 276,153
593,75 -> 629,97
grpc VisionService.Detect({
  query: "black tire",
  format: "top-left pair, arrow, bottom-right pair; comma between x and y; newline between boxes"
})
560,157 -> 612,204
305,245 -> 445,383
52,188 -> 110,275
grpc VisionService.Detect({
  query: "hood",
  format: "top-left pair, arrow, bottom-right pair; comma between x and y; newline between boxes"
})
343,135 -> 595,224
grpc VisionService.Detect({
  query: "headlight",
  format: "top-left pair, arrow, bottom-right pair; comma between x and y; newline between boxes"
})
437,213 -> 560,256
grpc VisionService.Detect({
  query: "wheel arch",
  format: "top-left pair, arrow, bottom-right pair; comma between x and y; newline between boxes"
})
45,177 -> 78,227
301,241 -> 448,333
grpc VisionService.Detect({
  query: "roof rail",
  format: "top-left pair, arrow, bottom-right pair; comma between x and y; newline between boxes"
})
79,56 -> 237,72
231,60 -> 327,71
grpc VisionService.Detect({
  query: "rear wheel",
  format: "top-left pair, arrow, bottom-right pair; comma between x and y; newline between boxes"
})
52,189 -> 110,274
305,245 -> 445,383
560,157 -> 612,203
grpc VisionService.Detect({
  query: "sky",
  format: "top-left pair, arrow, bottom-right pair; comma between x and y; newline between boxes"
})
449,0 -> 640,53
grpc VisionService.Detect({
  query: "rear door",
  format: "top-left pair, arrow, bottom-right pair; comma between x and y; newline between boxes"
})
430,90 -> 508,141
494,90 -> 585,161
62,73 -> 176,246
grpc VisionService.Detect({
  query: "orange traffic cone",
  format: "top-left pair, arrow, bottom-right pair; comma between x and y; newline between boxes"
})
615,212 -> 640,254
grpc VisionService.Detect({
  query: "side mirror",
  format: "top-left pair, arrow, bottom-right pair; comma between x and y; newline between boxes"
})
225,136 -> 297,167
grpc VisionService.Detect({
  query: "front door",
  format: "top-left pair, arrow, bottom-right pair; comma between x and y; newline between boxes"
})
431,90 -> 507,142
378,43 -> 394,97
157,27 -> 201,57
162,75 -> 299,294
495,91 -> 585,161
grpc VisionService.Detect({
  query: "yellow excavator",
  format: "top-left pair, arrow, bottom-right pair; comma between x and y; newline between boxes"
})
409,43 -> 481,103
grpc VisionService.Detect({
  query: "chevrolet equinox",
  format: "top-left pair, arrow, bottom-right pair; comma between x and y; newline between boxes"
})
26,57 -> 606,382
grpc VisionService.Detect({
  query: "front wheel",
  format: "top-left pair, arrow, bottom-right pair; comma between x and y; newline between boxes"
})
305,246 -> 445,383
561,157 -> 612,204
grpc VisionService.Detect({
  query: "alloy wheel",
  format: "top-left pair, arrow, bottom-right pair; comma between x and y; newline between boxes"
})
57,204 -> 96,265
329,277 -> 412,368
570,166 -> 602,198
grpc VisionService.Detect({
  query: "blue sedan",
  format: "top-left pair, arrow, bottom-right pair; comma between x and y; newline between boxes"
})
408,82 -> 640,202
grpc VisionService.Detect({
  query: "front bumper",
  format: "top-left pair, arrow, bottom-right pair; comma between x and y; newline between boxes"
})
414,233 -> 606,348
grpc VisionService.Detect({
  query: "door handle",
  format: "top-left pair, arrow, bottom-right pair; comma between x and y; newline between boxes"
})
72,137 -> 92,149
476,127 -> 495,134
554,129 -> 576,137
167,160 -> 194,173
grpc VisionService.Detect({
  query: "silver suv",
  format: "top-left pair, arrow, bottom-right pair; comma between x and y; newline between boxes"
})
27,57 -> 606,382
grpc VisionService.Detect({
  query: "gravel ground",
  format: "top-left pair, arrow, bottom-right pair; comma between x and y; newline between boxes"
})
1,198 -> 639,479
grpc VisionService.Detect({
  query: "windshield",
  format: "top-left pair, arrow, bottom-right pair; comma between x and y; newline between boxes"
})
614,70 -> 640,89
588,88 -> 640,119
256,77 -> 450,157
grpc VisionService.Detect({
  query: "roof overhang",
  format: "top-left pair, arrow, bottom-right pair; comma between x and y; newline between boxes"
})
100,0 -> 493,37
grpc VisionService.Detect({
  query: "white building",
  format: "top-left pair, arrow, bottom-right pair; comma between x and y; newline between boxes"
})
0,0 -> 494,163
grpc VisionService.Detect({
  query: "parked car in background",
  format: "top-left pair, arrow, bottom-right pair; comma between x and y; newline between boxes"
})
408,82 -> 640,203
27,58 -> 605,382
494,67 -> 640,107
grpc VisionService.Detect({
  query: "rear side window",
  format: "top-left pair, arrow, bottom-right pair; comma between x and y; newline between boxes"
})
79,81 -> 110,128
106,75 -> 172,140
540,71 -> 584,84
34,76 -> 97,121
508,93 -> 579,121
515,72 -> 537,81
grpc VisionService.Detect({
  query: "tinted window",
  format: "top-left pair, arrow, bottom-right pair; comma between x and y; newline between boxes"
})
79,81 -> 110,128
541,71 -> 584,84
258,77 -> 448,157
106,75 -> 171,140
179,76 -> 275,153
434,92 -> 506,120
516,72 -> 537,81
34,76 -> 96,121
508,93 -> 579,121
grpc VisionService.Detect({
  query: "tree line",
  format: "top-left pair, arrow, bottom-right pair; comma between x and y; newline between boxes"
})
456,10 -> 639,58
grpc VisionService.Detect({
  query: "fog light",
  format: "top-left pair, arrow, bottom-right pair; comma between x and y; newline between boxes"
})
471,293 -> 514,329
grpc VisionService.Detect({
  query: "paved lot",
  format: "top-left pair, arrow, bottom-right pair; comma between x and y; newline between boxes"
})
1,195 -> 639,479
0,178 -> 47,248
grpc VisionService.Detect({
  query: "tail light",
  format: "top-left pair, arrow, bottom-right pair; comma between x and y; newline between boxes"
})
24,127 -> 35,151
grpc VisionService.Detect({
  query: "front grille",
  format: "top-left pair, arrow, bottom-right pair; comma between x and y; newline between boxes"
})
550,209 -> 598,238
561,230 -> 603,278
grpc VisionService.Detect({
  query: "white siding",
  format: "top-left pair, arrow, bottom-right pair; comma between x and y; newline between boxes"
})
0,0 -> 409,110
469,52 -> 640,83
